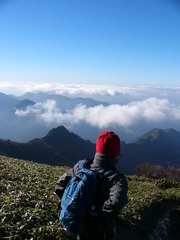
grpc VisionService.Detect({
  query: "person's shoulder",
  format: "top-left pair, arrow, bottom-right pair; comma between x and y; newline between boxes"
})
74,159 -> 82,168
73,159 -> 92,173
110,168 -> 127,180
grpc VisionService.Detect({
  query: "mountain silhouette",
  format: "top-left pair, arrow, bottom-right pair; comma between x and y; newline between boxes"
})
0,126 -> 95,167
0,126 -> 179,174
0,92 -> 109,142
41,126 -> 96,162
18,92 -> 109,111
117,128 -> 180,174
14,99 -> 35,110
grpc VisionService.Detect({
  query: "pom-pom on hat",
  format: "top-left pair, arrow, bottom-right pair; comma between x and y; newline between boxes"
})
96,131 -> 121,159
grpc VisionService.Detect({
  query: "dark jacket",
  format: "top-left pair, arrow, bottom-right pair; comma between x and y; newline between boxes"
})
55,153 -> 128,237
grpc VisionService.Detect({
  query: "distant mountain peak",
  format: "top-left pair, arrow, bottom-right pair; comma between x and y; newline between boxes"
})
41,126 -> 88,148
143,128 -> 165,139
15,99 -> 35,110
134,128 -> 164,143
43,126 -> 69,139
134,128 -> 180,147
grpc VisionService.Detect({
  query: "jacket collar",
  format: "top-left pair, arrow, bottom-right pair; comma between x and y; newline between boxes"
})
91,152 -> 118,170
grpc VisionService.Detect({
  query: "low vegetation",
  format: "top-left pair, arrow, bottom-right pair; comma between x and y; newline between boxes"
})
0,156 -> 180,239
135,162 -> 180,182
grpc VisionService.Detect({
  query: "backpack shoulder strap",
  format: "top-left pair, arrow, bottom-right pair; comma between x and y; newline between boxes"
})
79,159 -> 93,170
98,168 -> 118,176
79,159 -> 86,170
104,168 -> 118,176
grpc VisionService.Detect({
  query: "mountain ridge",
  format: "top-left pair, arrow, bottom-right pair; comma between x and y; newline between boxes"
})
0,91 -> 109,142
0,126 -> 179,175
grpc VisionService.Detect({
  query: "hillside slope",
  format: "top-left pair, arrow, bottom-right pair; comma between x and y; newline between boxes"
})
0,155 -> 180,239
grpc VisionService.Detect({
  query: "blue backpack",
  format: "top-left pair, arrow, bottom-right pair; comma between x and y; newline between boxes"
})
59,159 -> 114,235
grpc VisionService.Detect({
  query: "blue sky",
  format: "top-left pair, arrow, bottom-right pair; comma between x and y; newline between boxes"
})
0,0 -> 180,87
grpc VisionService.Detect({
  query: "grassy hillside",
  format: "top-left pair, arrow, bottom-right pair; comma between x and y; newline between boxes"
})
0,155 -> 180,240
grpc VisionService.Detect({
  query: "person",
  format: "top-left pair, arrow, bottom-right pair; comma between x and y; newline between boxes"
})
55,131 -> 128,240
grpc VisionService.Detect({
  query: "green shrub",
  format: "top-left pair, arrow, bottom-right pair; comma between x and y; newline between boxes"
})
155,179 -> 180,190
135,162 -> 180,182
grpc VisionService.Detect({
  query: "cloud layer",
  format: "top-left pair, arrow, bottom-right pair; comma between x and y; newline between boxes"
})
15,98 -> 180,129
1,82 -> 180,97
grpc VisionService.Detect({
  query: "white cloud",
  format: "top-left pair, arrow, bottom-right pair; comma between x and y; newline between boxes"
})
0,82 -> 180,104
0,83 -> 14,88
14,98 -> 180,129
15,108 -> 31,116
22,83 -> 139,96
1,82 -> 180,97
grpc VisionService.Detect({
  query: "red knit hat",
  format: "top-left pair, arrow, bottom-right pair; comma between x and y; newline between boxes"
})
96,131 -> 121,159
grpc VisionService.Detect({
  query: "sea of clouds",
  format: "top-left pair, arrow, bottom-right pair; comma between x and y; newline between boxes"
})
1,82 -> 180,142
4,82 -> 178,129
1,82 -> 180,98
15,98 -> 180,129
0,83 -> 180,121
